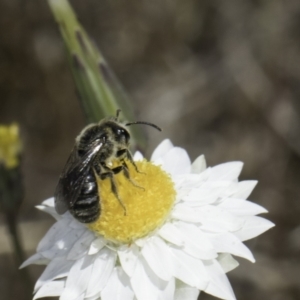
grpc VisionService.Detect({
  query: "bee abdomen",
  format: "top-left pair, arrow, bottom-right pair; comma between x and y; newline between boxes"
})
72,195 -> 100,223
71,172 -> 101,223
82,182 -> 97,195
74,195 -> 98,208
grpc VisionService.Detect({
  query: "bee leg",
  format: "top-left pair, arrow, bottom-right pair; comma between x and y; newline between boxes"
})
127,151 -> 144,174
100,169 -> 127,216
119,161 -> 145,191
120,149 -> 145,174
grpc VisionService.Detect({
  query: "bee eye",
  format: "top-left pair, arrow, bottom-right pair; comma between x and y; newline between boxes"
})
117,129 -> 124,135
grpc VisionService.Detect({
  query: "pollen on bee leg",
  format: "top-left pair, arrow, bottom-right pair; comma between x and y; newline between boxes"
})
87,159 -> 176,243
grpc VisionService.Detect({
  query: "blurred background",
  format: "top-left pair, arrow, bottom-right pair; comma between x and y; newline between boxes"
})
1,0 -> 300,299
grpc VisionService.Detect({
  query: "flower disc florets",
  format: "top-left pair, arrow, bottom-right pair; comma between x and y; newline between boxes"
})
88,159 -> 176,243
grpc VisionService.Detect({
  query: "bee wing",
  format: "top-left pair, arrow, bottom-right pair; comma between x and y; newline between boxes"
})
54,141 -> 103,215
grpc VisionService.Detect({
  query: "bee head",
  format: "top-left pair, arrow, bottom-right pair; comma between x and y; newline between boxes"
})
109,122 -> 130,146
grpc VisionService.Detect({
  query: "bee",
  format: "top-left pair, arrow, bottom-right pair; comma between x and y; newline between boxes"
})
54,110 -> 161,223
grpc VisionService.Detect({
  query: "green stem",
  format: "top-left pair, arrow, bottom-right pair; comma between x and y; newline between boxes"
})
5,212 -> 33,296
0,163 -> 32,296
47,0 -> 146,151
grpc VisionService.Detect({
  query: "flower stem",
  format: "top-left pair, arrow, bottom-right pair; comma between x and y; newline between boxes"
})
0,165 -> 33,297
47,0 -> 146,150
5,212 -> 33,295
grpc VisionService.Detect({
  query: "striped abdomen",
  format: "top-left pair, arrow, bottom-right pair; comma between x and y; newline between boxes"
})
71,169 -> 100,223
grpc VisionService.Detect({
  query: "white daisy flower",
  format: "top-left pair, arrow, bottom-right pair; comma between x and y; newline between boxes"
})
21,139 -> 274,300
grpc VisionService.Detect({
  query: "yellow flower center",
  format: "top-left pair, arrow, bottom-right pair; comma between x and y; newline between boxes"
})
88,159 -> 176,243
0,124 -> 22,169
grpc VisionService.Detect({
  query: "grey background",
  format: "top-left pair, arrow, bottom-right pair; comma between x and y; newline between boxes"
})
0,0 -> 300,299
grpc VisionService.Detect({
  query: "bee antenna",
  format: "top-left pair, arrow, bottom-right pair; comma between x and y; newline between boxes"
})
116,109 -> 121,121
125,121 -> 162,132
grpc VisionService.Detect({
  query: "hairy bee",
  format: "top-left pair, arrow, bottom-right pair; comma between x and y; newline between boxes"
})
54,110 -> 161,223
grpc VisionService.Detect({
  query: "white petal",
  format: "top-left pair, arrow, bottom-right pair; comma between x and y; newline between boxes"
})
34,257 -> 73,292
67,230 -> 95,260
183,183 -> 230,206
86,247 -> 117,298
36,204 -> 60,220
69,219 -> 86,229
171,204 -> 202,223
20,253 -> 49,269
33,280 -> 65,300
208,162 -> 243,181
191,154 -> 206,174
151,139 -> 174,161
88,237 -> 106,255
118,244 -> 139,277
202,180 -> 233,189
197,205 -> 244,232
41,197 -> 55,207
218,198 -> 268,216
141,236 -> 173,281
174,281 -> 200,300
40,227 -> 86,260
218,182 -> 240,198
168,245 -> 209,290
234,216 -> 275,241
172,204 -> 243,232
176,222 -> 217,260
173,175 -> 204,201
134,236 -> 147,247
207,232 -> 255,262
196,167 -> 212,181
37,219 -> 71,252
182,181 -> 236,206
158,223 -> 184,246
60,255 -> 95,300
231,180 -> 257,199
133,151 -> 144,161
163,276 -> 176,300
159,147 -> 191,176
101,267 -> 134,300
204,259 -> 236,300
40,241 -> 74,260
86,295 -> 100,300
73,295 -> 85,300
217,254 -> 239,273
131,257 -> 173,300
174,173 -> 205,188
